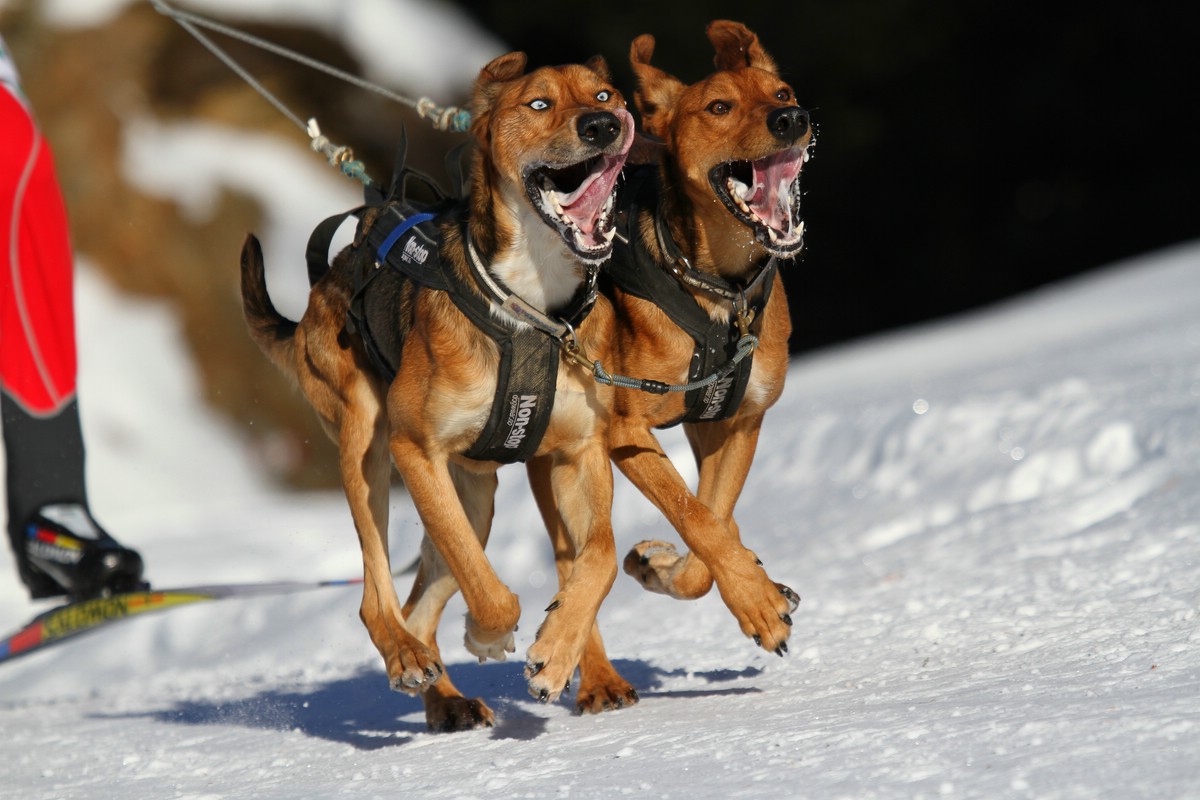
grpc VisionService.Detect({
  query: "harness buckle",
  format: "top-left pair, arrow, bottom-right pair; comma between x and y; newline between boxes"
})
557,320 -> 597,372
734,292 -> 756,338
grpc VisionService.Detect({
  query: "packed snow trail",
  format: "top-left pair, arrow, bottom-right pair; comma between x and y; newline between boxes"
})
1,244 -> 1197,799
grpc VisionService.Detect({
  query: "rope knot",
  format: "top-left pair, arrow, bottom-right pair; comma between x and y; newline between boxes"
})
416,97 -> 472,132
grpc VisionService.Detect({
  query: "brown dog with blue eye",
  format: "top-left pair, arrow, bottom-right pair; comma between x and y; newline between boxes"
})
241,51 -> 634,730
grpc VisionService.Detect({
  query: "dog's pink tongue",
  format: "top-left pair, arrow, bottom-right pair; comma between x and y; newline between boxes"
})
560,109 -> 634,237
749,149 -> 804,232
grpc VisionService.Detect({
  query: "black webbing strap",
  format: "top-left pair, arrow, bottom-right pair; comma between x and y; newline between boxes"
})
448,223 -> 561,463
606,168 -> 774,426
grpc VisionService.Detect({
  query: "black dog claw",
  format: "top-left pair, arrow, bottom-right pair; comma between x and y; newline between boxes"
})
781,613 -> 793,626
753,634 -> 762,647
528,661 -> 544,677
545,599 -> 561,612
538,688 -> 550,702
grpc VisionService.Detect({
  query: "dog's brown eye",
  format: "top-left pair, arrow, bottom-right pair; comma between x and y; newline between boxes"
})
776,89 -> 792,102
707,100 -> 731,115
529,99 -> 550,111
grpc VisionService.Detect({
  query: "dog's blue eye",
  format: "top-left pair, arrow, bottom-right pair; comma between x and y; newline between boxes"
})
596,90 -> 611,102
529,99 -> 550,111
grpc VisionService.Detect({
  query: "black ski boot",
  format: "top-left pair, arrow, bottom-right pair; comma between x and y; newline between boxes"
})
15,503 -> 147,600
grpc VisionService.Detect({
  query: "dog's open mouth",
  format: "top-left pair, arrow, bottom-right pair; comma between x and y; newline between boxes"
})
525,130 -> 632,263
710,146 -> 810,257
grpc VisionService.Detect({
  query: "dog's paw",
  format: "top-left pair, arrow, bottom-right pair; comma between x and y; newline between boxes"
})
425,695 -> 496,732
463,614 -> 517,663
720,568 -> 799,656
524,652 -> 575,705
622,540 -> 683,595
623,540 -> 714,599
777,582 -> 801,613
524,615 -> 585,704
575,679 -> 639,715
385,645 -> 443,695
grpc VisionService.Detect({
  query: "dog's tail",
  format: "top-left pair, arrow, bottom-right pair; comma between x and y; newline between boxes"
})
240,234 -> 297,373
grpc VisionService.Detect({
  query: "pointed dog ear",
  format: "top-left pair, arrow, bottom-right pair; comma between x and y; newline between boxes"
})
479,51 -> 528,84
707,20 -> 777,74
470,51 -> 528,135
585,54 -> 613,82
630,34 -> 685,137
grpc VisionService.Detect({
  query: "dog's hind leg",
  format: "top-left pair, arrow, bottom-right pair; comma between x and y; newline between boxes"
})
401,465 -> 502,731
528,455 -> 638,714
612,417 -> 718,600
523,445 -> 618,704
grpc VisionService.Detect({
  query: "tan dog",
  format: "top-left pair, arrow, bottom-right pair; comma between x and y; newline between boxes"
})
240,51 -> 633,730
605,21 -> 811,654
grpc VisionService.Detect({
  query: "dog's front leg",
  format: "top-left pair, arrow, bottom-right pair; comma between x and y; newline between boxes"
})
391,441 -> 520,661
613,415 -> 795,654
523,444 -> 617,703
684,415 -> 800,654
528,455 -> 638,714
401,467 -> 504,731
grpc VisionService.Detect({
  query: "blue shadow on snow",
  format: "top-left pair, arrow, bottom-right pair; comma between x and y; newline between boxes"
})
91,657 -> 762,750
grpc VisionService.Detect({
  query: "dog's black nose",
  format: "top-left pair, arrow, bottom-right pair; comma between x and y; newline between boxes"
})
577,111 -> 621,148
767,106 -> 810,144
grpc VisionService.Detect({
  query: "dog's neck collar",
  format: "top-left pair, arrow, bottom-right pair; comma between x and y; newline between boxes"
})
465,228 -> 599,341
652,211 -> 776,334
653,211 -> 776,307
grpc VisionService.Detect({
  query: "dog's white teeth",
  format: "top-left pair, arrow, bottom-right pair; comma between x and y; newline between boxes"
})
796,220 -> 805,238
767,227 -> 779,244
728,182 -> 753,215
727,176 -> 752,202
604,226 -> 617,242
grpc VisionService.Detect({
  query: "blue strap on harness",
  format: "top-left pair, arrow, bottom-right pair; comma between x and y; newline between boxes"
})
376,212 -> 435,262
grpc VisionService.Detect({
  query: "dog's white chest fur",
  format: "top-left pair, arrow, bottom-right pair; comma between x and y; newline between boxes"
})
490,185 -> 584,315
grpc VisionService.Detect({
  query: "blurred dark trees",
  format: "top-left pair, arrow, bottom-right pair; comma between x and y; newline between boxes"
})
458,1 -> 1197,352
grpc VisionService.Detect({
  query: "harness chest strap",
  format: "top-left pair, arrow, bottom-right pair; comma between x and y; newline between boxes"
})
456,227 -> 599,463
606,173 -> 777,426
307,201 -> 597,464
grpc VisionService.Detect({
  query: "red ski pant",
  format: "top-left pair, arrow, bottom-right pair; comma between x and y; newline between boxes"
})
0,86 -> 78,416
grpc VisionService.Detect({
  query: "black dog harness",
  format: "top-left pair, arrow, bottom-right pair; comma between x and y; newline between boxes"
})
605,167 -> 778,427
305,145 -> 596,464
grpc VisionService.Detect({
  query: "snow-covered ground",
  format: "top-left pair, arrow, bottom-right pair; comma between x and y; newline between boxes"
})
1,240 -> 1198,799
